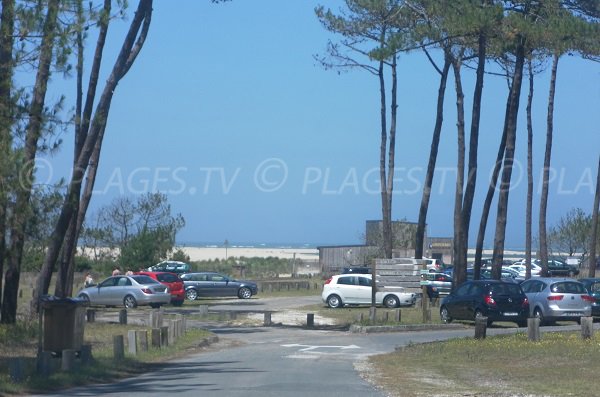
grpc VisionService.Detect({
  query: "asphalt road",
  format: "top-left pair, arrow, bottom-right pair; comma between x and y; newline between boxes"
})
28,296 -> 594,397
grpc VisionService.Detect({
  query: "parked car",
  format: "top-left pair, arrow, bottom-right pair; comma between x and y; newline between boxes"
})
136,271 -> 185,306
147,260 -> 191,274
520,277 -> 592,325
532,259 -> 579,277
422,272 -> 452,299
322,274 -> 416,309
576,278 -> 600,316
506,264 -> 541,277
181,272 -> 258,300
439,280 -> 529,327
341,266 -> 371,274
77,275 -> 171,308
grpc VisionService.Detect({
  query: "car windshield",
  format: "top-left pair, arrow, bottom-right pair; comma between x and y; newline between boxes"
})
490,283 -> 522,295
157,273 -> 180,283
131,275 -> 159,285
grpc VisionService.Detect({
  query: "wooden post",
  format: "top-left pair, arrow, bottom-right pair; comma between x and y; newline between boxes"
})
113,335 -> 125,360
263,312 -> 272,326
9,358 -> 24,382
357,313 -> 364,322
128,330 -> 138,355
80,344 -> 93,364
383,312 -> 389,323
151,328 -> 161,348
581,316 -> 594,340
137,330 -> 148,352
394,309 -> 401,323
61,349 -> 76,371
307,313 -> 314,328
474,317 -> 487,339
86,309 -> 96,323
118,309 -> 127,325
168,320 -> 176,345
229,311 -> 237,320
527,318 -> 541,342
160,326 -> 169,347
369,307 -> 376,323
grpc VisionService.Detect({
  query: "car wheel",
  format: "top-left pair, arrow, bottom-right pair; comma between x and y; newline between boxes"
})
185,289 -> 198,301
326,294 -> 343,309
78,294 -> 90,306
534,308 -> 545,326
149,303 -> 161,309
440,306 -> 452,323
238,287 -> 252,299
123,295 -> 137,309
172,300 -> 184,307
383,294 -> 399,308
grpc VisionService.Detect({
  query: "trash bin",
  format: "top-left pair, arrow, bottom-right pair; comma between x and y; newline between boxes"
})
40,296 -> 86,353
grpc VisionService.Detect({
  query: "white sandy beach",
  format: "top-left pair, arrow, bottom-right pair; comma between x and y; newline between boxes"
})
178,246 -> 319,261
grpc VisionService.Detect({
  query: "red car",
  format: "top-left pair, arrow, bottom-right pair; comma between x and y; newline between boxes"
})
136,271 -> 185,306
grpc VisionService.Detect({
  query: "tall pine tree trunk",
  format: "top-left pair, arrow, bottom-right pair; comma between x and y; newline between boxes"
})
415,53 -> 451,259
525,60 -> 534,279
461,32 -> 486,279
0,0 -> 15,314
539,53 -> 559,276
451,55 -> 466,287
2,0 -> 60,323
491,38 -> 526,279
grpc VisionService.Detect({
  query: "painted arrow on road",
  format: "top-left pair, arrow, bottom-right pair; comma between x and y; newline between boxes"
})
281,343 -> 361,352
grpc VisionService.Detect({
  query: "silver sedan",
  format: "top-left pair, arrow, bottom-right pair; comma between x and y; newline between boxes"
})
77,275 -> 171,308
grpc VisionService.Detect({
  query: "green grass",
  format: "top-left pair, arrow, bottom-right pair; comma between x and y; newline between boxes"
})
369,331 -> 600,397
0,321 -> 213,395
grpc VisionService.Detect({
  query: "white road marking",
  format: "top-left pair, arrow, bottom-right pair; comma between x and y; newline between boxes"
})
281,343 -> 361,352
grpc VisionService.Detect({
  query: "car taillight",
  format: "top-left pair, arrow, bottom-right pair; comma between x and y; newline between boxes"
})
324,278 -> 332,285
522,297 -> 529,308
547,295 -> 564,301
484,295 -> 496,306
141,288 -> 153,294
582,295 -> 595,302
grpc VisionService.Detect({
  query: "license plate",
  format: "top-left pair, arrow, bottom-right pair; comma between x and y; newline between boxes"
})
563,312 -> 580,316
503,312 -> 518,316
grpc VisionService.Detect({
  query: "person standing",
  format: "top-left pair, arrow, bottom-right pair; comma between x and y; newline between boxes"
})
112,267 -> 121,276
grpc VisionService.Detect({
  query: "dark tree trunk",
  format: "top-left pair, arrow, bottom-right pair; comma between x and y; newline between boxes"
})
539,53 -> 559,277
451,55 -> 466,287
525,60 -> 534,279
461,32 -> 486,279
386,53 -> 398,255
491,39 -> 526,279
0,0 -> 15,314
588,155 -> 599,278
415,53 -> 451,259
32,0 -> 153,313
1,0 -> 59,324
55,0 -> 111,298
378,53 -> 392,259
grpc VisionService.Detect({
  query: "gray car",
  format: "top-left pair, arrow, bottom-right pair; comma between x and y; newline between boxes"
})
181,272 -> 258,300
77,275 -> 171,308
520,277 -> 593,325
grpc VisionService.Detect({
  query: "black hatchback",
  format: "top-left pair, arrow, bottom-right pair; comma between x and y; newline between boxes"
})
440,280 -> 529,327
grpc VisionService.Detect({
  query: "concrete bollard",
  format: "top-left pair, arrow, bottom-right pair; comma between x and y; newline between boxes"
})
307,313 -> 314,328
229,311 -> 237,320
383,312 -> 389,323
128,330 -> 138,355
357,313 -> 364,322
150,309 -> 164,328
119,309 -> 127,325
527,318 -> 541,342
474,317 -> 487,339
395,309 -> 401,323
86,309 -> 96,323
9,357 -> 24,382
61,349 -> 76,371
369,307 -> 377,322
168,320 -> 176,345
581,316 -> 594,340
263,312 -> 272,326
113,335 -> 125,360
137,330 -> 148,352
80,344 -> 93,364
151,328 -> 161,348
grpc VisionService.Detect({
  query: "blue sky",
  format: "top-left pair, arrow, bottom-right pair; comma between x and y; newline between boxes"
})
40,0 -> 599,249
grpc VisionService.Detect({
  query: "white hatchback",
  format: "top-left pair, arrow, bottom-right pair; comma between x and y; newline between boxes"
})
322,274 -> 416,308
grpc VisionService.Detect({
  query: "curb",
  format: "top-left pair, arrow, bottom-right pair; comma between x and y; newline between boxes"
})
349,323 -> 467,333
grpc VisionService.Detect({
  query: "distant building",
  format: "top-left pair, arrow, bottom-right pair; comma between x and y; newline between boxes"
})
319,220 -> 452,274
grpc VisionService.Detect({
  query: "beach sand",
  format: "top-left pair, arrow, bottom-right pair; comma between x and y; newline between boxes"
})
179,246 -> 319,261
